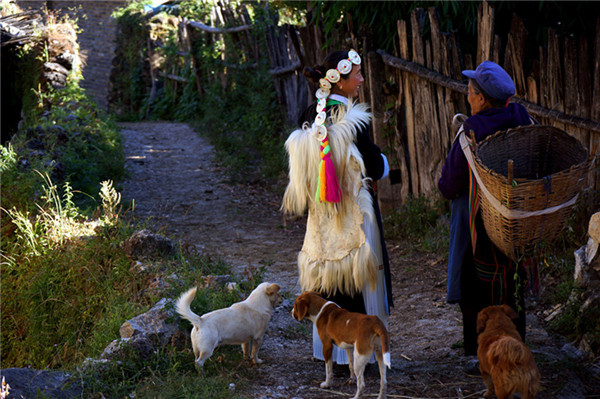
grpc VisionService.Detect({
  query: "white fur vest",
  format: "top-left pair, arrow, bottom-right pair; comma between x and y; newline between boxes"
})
282,101 -> 379,296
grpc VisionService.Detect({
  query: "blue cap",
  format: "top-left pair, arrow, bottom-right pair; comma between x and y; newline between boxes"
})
462,61 -> 515,100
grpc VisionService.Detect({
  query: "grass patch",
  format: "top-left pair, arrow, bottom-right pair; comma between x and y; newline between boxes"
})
384,195 -> 450,254
81,334 -> 252,399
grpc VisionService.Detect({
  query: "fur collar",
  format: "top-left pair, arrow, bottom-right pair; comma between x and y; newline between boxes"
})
282,101 -> 372,216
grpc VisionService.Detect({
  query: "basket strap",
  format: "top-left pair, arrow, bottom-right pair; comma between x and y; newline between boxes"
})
458,131 -> 579,220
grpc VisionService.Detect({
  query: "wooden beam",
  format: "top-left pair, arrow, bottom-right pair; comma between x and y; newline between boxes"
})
268,60 -> 300,76
185,19 -> 251,34
158,71 -> 187,82
377,49 -> 600,134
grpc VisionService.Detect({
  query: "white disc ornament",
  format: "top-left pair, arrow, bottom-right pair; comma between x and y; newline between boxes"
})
317,98 -> 326,113
315,111 -> 326,126
337,59 -> 352,74
316,87 -> 330,99
348,49 -> 361,65
326,69 -> 340,83
315,125 -> 328,141
319,78 -> 331,89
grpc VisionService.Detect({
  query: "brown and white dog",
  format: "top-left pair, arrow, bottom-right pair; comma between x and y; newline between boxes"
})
291,291 -> 391,399
176,282 -> 282,372
477,305 -> 541,399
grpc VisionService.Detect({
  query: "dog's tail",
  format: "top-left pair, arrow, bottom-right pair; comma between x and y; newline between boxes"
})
176,287 -> 203,327
374,321 -> 391,369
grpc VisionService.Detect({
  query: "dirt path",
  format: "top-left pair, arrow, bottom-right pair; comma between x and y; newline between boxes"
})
120,122 -> 596,398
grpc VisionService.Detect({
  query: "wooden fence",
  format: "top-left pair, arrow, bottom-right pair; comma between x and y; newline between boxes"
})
150,1 -> 599,213
368,3 -> 600,211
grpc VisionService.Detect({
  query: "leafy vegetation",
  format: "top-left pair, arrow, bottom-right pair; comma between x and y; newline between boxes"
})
81,344 -> 251,399
384,195 -> 449,254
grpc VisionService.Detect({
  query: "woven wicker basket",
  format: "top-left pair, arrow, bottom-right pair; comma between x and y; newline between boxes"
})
469,125 -> 591,261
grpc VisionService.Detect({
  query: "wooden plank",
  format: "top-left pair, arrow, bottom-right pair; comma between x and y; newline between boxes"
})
564,36 -> 578,117
398,18 -> 418,197
564,35 -> 589,149
539,46 -> 547,109
477,1 -> 494,64
393,67 -> 410,203
547,29 -> 564,114
429,7 -> 451,188
411,9 -> 426,196
411,9 -> 425,65
578,37 -> 592,119
527,76 -> 538,104
492,34 -> 501,64
451,31 -> 468,114
410,7 -> 438,197
504,14 -> 527,96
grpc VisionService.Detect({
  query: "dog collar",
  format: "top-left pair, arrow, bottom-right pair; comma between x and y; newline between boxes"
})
313,301 -> 339,324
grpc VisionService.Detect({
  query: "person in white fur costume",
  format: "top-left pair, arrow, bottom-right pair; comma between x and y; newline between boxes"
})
282,49 -> 393,364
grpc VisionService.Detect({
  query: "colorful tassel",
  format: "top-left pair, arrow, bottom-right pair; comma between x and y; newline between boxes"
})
316,139 -> 342,203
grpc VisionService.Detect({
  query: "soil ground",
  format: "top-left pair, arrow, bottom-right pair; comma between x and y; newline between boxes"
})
120,121 -> 599,398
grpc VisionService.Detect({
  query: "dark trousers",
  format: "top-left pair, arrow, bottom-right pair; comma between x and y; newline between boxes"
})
459,217 -> 527,356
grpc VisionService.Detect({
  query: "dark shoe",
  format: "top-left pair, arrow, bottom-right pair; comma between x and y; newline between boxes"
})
464,358 -> 480,376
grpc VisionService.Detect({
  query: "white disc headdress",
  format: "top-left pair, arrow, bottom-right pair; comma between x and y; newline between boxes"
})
312,49 -> 361,204
312,49 -> 362,142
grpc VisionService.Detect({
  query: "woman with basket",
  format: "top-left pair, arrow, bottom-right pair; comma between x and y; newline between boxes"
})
438,61 -> 533,358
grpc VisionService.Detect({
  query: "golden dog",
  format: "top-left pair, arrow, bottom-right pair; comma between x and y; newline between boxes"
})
477,305 -> 541,399
292,291 -> 391,399
176,282 -> 282,372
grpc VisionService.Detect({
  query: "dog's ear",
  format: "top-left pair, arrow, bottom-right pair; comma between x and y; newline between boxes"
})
266,283 -> 280,295
476,309 -> 489,333
294,297 -> 308,321
501,304 -> 518,320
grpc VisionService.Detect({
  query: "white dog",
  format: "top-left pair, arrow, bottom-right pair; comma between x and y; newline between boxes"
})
176,282 -> 282,372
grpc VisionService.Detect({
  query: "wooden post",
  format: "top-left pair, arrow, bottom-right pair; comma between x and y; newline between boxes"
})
477,1 -> 494,65
428,7 -> 450,194
396,19 -> 412,202
504,14 -> 527,96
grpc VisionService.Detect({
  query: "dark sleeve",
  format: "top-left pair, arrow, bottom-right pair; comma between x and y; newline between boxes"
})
438,130 -> 470,199
355,124 -> 385,181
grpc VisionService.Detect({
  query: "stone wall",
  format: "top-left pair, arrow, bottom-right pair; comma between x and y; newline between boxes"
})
15,0 -> 129,109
